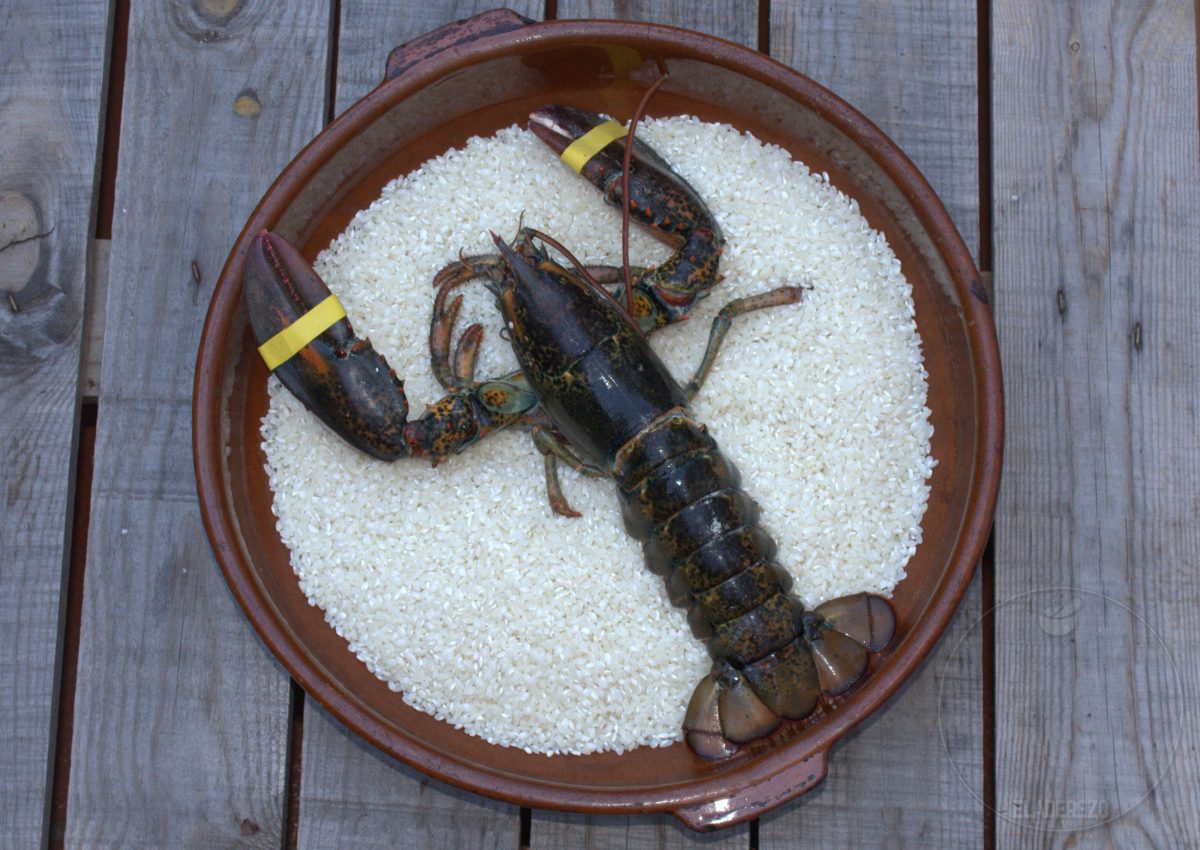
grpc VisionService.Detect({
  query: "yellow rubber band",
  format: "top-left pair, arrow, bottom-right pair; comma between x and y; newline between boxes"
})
560,119 -> 627,174
257,294 -> 346,371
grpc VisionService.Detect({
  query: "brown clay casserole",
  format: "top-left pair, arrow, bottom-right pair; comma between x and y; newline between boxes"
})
193,11 -> 1002,830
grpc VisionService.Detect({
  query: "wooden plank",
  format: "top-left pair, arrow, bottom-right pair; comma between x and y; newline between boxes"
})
992,0 -> 1200,845
294,4 -> 541,849
531,810 -> 746,850
333,0 -> 542,116
771,0 -> 980,259
64,2 -> 330,847
298,703 -> 518,850
759,2 -> 984,846
555,0 -> 757,50
0,2 -> 109,846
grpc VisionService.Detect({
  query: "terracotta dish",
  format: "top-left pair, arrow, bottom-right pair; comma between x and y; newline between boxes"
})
193,10 -> 1002,831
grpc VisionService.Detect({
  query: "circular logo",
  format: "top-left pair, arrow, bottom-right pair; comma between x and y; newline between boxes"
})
937,587 -> 1182,834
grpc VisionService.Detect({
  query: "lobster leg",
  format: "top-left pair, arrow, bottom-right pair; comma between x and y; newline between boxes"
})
433,259 -> 608,517
430,275 -> 485,390
532,424 -> 606,517
431,227 -> 541,299
572,264 -> 700,334
682,286 -> 809,400
245,231 -> 540,465
437,246 -> 672,337
532,425 -> 605,478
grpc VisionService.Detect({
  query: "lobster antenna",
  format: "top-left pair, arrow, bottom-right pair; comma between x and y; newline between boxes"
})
621,70 -> 670,314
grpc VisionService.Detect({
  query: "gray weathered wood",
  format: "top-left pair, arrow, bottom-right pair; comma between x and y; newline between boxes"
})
771,0 -> 980,260
993,0 -> 1200,845
294,4 -> 539,848
64,2 -> 330,847
333,0 -> 543,116
555,0 -> 757,50
760,2 -> 984,846
299,703 -> 518,850
531,810 -> 746,850
0,2 -> 108,847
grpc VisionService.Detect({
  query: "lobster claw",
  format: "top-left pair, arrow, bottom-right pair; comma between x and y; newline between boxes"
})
243,231 -> 412,460
528,105 -> 724,310
528,104 -> 720,248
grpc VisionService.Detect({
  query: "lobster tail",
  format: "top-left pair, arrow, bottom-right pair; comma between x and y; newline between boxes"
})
612,410 -> 895,758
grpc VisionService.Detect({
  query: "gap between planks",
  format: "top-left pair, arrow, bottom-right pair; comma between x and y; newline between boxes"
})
83,239 -> 108,400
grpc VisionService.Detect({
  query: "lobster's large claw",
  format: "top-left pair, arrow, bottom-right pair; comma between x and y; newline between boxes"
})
243,232 -> 412,460
528,105 -> 724,314
528,104 -> 719,247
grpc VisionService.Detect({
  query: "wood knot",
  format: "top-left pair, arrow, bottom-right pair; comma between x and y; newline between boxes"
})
172,0 -> 246,43
0,193 -> 44,294
1132,321 -> 1142,352
1056,289 -> 1067,317
194,0 -> 243,23
233,89 -> 261,117
239,818 -> 260,835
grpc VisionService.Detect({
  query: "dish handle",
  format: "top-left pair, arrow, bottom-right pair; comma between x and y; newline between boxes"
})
384,8 -> 535,82
673,749 -> 828,831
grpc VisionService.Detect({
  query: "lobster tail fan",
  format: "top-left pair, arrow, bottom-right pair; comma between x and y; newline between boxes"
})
804,593 -> 894,696
683,674 -> 739,759
716,669 -> 781,743
808,625 -> 869,695
815,592 -> 897,653
683,664 -> 780,758
684,593 -> 896,758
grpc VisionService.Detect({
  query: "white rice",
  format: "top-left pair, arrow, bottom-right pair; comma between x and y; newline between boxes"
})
261,117 -> 934,756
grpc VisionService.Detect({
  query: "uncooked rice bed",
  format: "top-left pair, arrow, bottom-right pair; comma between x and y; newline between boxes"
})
261,116 -> 935,756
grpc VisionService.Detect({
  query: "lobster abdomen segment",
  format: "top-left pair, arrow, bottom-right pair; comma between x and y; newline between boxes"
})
614,413 -> 799,662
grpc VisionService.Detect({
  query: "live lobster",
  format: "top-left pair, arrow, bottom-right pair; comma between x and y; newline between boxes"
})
243,104 -> 895,758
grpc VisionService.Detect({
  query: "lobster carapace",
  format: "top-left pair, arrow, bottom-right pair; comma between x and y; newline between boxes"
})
243,104 -> 896,758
